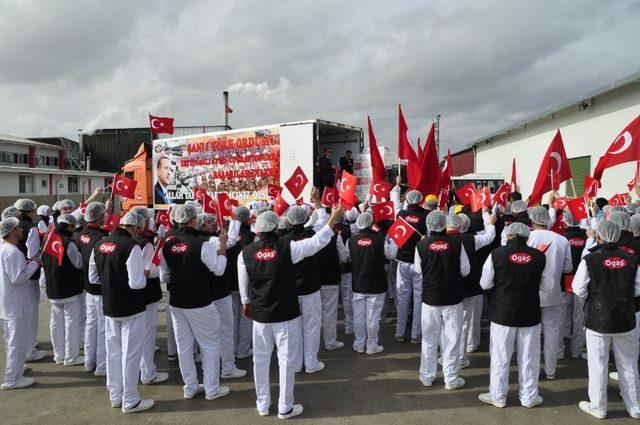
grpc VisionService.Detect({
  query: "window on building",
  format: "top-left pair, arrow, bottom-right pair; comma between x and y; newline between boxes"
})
19,175 -> 34,193
566,156 -> 591,197
105,177 -> 113,190
39,156 -> 59,167
68,176 -> 79,193
41,179 -> 47,189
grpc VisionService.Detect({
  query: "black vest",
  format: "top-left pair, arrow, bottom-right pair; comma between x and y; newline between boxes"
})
224,223 -> 256,292
197,233 -> 231,302
616,230 -> 640,311
17,213 -> 40,280
416,232 -> 463,306
242,233 -> 300,323
135,231 -> 163,305
449,231 -> 482,298
94,227 -> 146,317
584,244 -> 637,333
396,205 -> 428,262
339,223 -> 353,273
318,233 -> 341,285
39,215 -> 50,227
564,226 -> 587,276
489,239 -> 546,327
77,224 -> 109,295
349,229 -> 387,294
376,219 -> 395,264
163,227 -> 214,309
42,227 -> 83,300
281,226 -> 322,296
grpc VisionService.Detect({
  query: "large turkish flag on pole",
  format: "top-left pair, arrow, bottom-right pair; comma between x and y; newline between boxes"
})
149,114 -> 174,135
593,114 -> 640,181
529,130 -> 572,206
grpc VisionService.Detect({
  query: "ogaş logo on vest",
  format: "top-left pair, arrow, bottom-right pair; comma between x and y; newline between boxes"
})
170,243 -> 188,254
568,237 -> 585,248
404,215 -> 419,224
428,241 -> 449,252
509,252 -> 532,264
98,242 -> 117,254
603,256 -> 627,270
356,238 -> 373,247
254,248 -> 277,261
80,234 -> 91,244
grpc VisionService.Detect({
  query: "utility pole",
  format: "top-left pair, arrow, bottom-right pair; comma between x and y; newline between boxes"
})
223,91 -> 230,129
434,114 -> 441,157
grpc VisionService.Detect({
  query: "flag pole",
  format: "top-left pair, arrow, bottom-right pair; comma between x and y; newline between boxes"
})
569,178 -> 578,198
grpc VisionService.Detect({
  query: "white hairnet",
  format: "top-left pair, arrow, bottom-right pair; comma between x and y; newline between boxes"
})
2,206 -> 19,219
345,207 -> 358,222
446,214 -> 462,229
120,212 -> 144,228
286,206 -> 308,226
234,206 -> 251,223
602,205 -> 613,214
406,190 -> 423,205
609,211 -> 630,231
511,200 -> 527,214
256,211 -> 279,233
58,199 -> 75,209
505,222 -> 531,239
426,210 -> 446,232
84,202 -> 106,222
196,213 -> 217,230
610,206 -> 627,214
169,203 -> 177,223
184,200 -> 203,214
630,214 -> 640,236
529,206 -> 550,226
37,205 -> 51,216
131,206 -> 152,219
356,212 -> 374,230
301,204 -> 312,216
596,219 -> 621,243
52,201 -> 60,211
563,209 -> 578,227
0,217 -> 19,238
172,205 -> 198,224
626,204 -> 638,215
458,213 -> 471,233
14,199 -> 36,211
58,214 -> 78,226
278,216 -> 288,230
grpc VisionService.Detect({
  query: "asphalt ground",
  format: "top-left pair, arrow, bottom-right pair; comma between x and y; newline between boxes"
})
1,293 -> 638,424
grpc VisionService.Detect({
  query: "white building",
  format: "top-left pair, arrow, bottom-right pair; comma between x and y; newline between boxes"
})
0,134 -> 113,209
469,70 -> 640,200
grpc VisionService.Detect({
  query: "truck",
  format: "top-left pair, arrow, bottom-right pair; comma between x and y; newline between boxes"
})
121,119 -> 366,211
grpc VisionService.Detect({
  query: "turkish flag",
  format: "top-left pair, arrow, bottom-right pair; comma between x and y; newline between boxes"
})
415,123 -> 441,196
338,171 -> 358,206
593,114 -> 640,181
439,149 -> 452,190
627,161 -> 640,192
550,213 -> 567,235
103,213 -> 121,231
493,183 -> 512,208
151,236 -> 172,266
79,202 -> 88,215
438,190 -> 450,212
273,194 -> 290,216
216,193 -> 233,217
340,197 -> 356,211
43,232 -> 64,266
552,196 -> 569,210
583,175 -> 600,199
203,194 -> 217,213
387,216 -> 416,248
369,178 -> 391,199
510,158 -> 518,192
398,105 -> 421,187
371,201 -> 395,223
194,187 -> 207,201
267,184 -> 283,199
112,174 -> 137,198
367,116 -> 387,181
455,183 -> 477,206
471,187 -> 491,212
155,210 -> 170,227
284,166 -> 308,199
529,130 -> 572,206
321,186 -> 338,206
566,197 -> 588,220
149,114 -> 174,135
609,193 -> 627,206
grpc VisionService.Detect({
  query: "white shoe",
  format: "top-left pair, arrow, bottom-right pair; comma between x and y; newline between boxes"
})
258,409 -> 269,416
167,355 -> 178,362
466,345 -> 478,353
305,362 -> 325,374
111,401 -> 121,408
206,386 -> 230,400
420,378 -> 433,387
94,369 -> 106,377
123,399 -> 154,413
380,317 -> 393,325
184,384 -> 205,399
579,401 -> 606,419
278,404 -> 303,420
154,346 -> 160,353
25,351 -> 46,362
64,356 -> 84,366
366,345 -> 384,355
523,395 -> 543,408
580,352 -> 588,360
609,372 -> 619,381
478,392 -> 506,408
394,334 -> 405,342
325,341 -> 344,351
460,358 -> 471,369
410,338 -> 420,344
1,377 -> 35,390
22,365 -> 31,374
142,372 -> 169,385
236,349 -> 253,359
445,378 -> 466,391
221,367 -> 247,379
344,330 -> 354,336
546,374 -> 555,380
629,411 -> 640,419
353,346 -> 365,354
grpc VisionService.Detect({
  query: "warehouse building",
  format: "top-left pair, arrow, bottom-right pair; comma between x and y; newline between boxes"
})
466,70 -> 640,199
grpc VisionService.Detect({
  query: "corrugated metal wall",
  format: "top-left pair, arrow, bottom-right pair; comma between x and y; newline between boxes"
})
82,128 -> 153,173
451,148 -> 474,176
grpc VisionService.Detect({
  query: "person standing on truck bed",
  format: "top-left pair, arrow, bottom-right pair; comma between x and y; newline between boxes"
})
318,148 -> 335,192
339,150 -> 354,175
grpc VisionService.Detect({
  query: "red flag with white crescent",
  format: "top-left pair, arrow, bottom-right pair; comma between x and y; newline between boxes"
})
566,197 -> 588,220
455,183 -> 477,206
149,114 -> 174,135
155,210 -> 170,227
338,171 -> 358,206
321,187 -> 338,207
204,194 -> 218,214
284,166 -> 308,199
387,216 -> 416,248
103,213 -> 121,231
529,130 -> 572,206
267,184 -> 283,199
216,193 -> 233,217
369,178 -> 391,199
112,174 -> 137,198
371,201 -> 395,222
273,194 -> 290,216
552,196 -> 569,210
593,114 -> 640,181
583,175 -> 600,199
492,183 -> 511,208
151,236 -> 173,266
43,231 -> 64,266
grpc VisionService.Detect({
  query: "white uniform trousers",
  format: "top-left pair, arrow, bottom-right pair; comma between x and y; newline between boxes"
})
231,291 -> 252,357
171,302 -> 221,397
212,295 -> 236,375
419,302 -> 463,385
105,312 -> 145,409
488,322 -> 541,406
166,304 -> 177,357
320,285 -> 340,347
396,261 -> 422,340
339,274 -> 354,334
84,293 -> 106,372
382,262 -> 396,318
140,302 -> 159,383
295,290 -> 322,372
586,330 -> 640,417
352,292 -> 385,352
24,280 -> 40,357
50,295 -> 83,364
460,295 -> 482,362
1,316 -> 28,386
540,304 -> 562,376
570,294 -> 586,357
253,317 -> 301,414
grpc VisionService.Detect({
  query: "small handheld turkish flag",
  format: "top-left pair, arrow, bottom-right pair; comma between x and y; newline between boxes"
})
112,174 -> 137,199
371,201 -> 395,223
204,194 -> 218,214
284,166 -> 308,199
149,114 -> 174,135
151,236 -> 172,266
566,197 -> 588,221
471,187 -> 490,212
609,193 -> 628,206
321,187 -> 337,206
43,232 -> 64,266
455,183 -> 476,206
103,213 -> 121,231
493,183 -> 511,208
583,176 -> 600,199
369,178 -> 391,199
552,196 -> 569,210
267,184 -> 283,199
155,210 -> 170,227
273,194 -> 290,216
438,190 -> 449,212
79,202 -> 88,214
338,171 -> 358,206
387,216 -> 416,248
193,187 -> 207,201
217,193 -> 233,217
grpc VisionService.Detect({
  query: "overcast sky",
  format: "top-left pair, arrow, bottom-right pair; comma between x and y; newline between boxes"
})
2,0 -> 640,155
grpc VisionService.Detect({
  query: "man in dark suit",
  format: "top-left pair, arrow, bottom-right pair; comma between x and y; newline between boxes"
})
318,148 -> 334,192
339,150 -> 354,175
155,156 -> 173,205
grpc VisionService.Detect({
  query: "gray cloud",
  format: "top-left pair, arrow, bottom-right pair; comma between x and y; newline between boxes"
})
1,0 -> 640,155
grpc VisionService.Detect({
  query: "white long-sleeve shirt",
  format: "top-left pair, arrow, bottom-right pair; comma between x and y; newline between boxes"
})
238,224 -> 335,305
25,226 -> 40,261
158,236 -> 227,284
0,242 -> 39,319
527,229 -> 573,307
141,242 -> 158,279
479,252 -> 555,294
88,244 -> 147,290
412,244 -> 471,277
